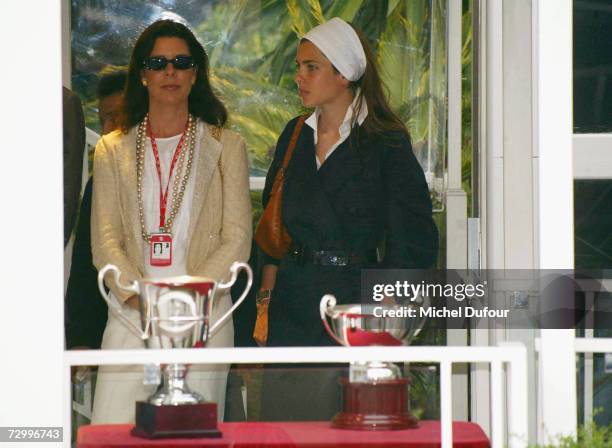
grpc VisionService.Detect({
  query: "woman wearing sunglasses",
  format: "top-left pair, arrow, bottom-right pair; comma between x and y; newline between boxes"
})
257,18 -> 438,420
90,19 -> 251,423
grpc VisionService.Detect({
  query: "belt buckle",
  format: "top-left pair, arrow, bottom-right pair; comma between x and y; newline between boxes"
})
292,245 -> 305,265
318,251 -> 348,266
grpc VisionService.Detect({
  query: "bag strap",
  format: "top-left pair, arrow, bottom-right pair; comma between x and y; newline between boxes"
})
280,115 -> 307,170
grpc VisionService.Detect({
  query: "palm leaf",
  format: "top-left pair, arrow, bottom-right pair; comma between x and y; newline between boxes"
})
325,0 -> 365,22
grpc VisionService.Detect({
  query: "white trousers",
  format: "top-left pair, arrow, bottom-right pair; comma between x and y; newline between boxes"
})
91,293 -> 234,424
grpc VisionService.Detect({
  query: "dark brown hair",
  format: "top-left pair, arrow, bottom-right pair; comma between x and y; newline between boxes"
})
302,23 -> 409,141
349,26 -> 409,140
97,71 -> 127,99
119,19 -> 227,132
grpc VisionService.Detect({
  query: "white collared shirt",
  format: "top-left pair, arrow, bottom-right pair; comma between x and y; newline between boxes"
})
107,122 -> 203,307
142,121 -> 202,278
305,91 -> 369,169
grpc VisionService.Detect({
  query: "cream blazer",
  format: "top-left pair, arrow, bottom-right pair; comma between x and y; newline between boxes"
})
91,122 -> 252,302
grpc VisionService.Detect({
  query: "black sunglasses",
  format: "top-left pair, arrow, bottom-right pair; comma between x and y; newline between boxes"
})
142,55 -> 196,71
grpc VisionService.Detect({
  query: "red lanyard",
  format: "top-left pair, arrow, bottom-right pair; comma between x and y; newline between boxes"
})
147,122 -> 187,229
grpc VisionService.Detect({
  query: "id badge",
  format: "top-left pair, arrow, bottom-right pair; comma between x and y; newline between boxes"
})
150,233 -> 172,267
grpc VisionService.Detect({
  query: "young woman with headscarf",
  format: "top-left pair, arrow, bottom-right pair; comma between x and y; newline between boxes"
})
257,17 -> 438,420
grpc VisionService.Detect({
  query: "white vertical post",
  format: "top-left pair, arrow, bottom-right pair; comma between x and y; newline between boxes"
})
440,361 -> 454,448
61,0 -> 71,87
469,219 -> 490,437
490,361 -> 504,448
446,0 -> 463,195
533,0 -> 576,442
485,0 -> 505,270
538,333 -> 577,442
471,0 -> 492,437
583,291 -> 595,425
64,363 -> 73,447
446,0 -> 469,421
0,2 -> 64,446
505,343 -> 529,448
445,0 -> 468,267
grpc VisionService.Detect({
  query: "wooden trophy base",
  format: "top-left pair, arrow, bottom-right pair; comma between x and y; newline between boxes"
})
131,401 -> 222,439
332,378 -> 419,430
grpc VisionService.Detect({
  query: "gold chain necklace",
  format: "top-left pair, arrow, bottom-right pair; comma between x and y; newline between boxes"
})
135,114 -> 197,242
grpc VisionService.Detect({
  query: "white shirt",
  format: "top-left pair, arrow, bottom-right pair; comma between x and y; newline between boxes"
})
305,91 -> 368,169
141,121 -> 203,278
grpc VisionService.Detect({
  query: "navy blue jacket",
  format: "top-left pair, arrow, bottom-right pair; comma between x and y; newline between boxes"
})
261,116 -> 438,346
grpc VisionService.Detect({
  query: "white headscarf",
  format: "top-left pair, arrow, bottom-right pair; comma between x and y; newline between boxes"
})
303,17 -> 367,82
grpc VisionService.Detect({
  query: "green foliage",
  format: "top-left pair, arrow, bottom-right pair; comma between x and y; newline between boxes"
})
196,0 -> 451,183
78,1 -> 470,197
529,420 -> 612,448
211,66 -> 303,174
250,190 -> 264,233
408,364 -> 441,419
461,3 -> 474,215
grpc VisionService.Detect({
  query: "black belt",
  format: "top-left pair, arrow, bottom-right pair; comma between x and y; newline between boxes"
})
289,244 -> 377,266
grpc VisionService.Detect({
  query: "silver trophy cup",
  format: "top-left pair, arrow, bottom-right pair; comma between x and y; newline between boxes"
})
320,294 -> 428,429
97,262 -> 252,437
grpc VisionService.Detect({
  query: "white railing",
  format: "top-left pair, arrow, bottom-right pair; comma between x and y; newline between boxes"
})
536,333 -> 612,444
576,279 -> 612,425
576,337 -> 612,424
575,337 -> 612,353
64,343 -> 528,448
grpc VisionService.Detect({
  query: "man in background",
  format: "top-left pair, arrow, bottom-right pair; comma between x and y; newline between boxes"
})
65,71 -> 126,350
63,87 -> 85,247
97,72 -> 125,135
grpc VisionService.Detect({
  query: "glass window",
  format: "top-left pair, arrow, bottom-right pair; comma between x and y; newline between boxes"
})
71,0 -> 448,189
574,180 -> 612,269
573,180 -> 611,426
573,0 -> 612,133
572,1 -> 612,429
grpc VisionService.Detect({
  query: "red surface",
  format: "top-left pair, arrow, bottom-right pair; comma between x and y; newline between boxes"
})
151,279 -> 214,295
77,421 -> 490,448
345,327 -> 403,346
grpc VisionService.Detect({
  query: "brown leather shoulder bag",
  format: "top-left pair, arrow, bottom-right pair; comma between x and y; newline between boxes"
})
254,115 -> 306,259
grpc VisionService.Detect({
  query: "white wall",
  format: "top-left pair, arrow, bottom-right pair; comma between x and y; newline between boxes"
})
479,0 -> 577,443
533,0 -> 577,442
0,2 -> 64,447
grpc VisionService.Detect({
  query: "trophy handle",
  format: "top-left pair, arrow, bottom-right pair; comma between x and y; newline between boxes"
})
97,264 -> 147,340
157,290 -> 199,335
209,261 -> 253,336
320,294 -> 346,346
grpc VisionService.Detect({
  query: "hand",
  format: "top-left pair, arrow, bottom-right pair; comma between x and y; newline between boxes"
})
70,346 -> 92,383
254,289 -> 271,347
73,365 -> 91,384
